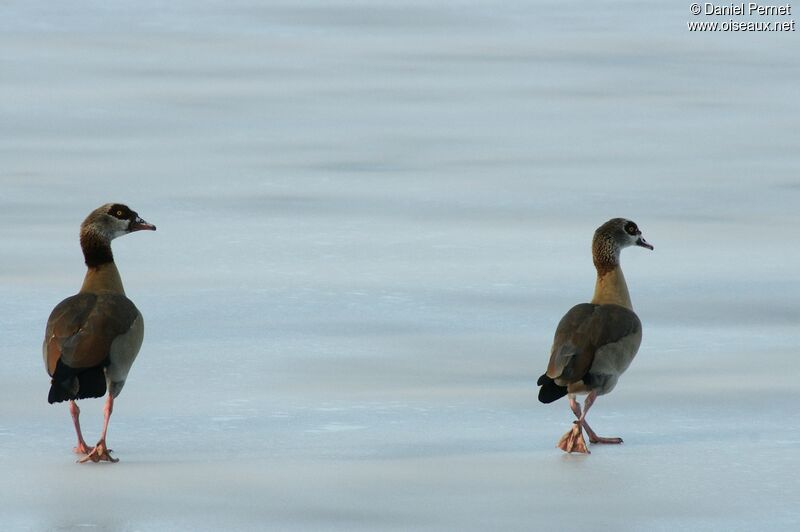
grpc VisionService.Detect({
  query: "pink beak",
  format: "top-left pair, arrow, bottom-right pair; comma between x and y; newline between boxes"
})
130,216 -> 156,232
636,236 -> 653,250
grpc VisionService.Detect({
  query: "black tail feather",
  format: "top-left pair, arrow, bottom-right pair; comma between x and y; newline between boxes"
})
537,374 -> 567,404
48,360 -> 107,404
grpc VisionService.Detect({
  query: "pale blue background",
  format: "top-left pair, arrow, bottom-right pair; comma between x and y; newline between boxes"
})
1,2 -> 798,530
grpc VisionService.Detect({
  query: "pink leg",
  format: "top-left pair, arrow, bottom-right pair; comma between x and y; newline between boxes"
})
78,394 -> 118,464
558,392 -> 623,453
69,401 -> 91,454
99,393 -> 113,442
558,394 -> 589,453
569,395 -> 582,418
579,391 -> 623,445
569,394 -> 602,442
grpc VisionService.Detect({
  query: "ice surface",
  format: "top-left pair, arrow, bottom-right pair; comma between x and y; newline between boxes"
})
1,1 -> 799,531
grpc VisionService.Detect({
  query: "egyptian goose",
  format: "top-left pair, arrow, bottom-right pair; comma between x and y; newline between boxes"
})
537,218 -> 652,453
43,204 -> 155,462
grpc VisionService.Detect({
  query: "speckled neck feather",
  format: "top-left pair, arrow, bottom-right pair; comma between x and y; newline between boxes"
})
592,232 -> 619,277
590,227 -> 633,309
80,230 -> 114,268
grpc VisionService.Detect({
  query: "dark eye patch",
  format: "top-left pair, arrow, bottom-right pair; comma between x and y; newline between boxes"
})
624,222 -> 638,235
108,203 -> 132,220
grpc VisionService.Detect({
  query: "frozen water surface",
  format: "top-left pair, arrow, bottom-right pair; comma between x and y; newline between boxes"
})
1,1 -> 799,530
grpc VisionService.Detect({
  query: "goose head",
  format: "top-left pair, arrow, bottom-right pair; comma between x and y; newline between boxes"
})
81,203 -> 156,242
592,218 -> 653,270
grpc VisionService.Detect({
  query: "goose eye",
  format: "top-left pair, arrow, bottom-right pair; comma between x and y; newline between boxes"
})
625,222 -> 637,235
116,210 -> 124,217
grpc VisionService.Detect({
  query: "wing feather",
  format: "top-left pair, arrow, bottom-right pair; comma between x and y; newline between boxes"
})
546,303 -> 641,385
43,293 -> 139,375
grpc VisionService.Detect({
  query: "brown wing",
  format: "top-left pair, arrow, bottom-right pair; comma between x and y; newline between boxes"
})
43,293 -> 139,376
546,303 -> 641,385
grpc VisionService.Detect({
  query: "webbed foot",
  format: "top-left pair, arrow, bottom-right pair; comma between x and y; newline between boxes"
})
77,440 -> 118,463
588,434 -> 623,445
73,441 -> 91,455
557,421 -> 589,454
